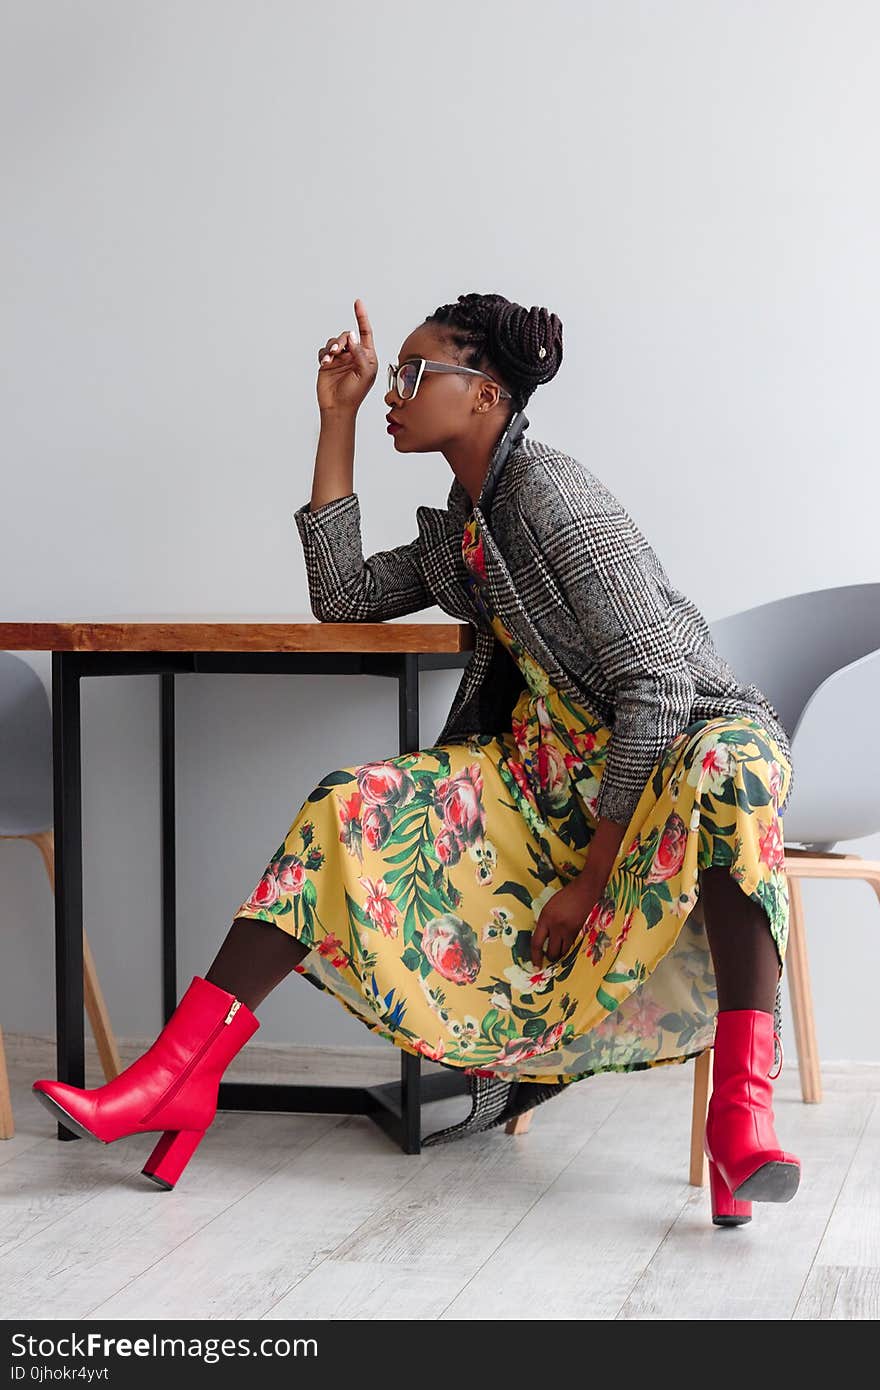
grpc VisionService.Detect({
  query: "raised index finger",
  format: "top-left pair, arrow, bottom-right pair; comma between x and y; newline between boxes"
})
353,298 -> 374,348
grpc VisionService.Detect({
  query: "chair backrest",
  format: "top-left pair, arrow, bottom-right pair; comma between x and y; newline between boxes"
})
782,647 -> 880,843
710,584 -> 880,848
0,652 -> 52,836
708,583 -> 880,741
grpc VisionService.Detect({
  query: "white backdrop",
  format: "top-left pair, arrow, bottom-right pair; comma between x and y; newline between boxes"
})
2,1 -> 878,1059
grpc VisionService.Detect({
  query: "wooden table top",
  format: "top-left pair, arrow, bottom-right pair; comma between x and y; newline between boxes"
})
0,616 -> 476,654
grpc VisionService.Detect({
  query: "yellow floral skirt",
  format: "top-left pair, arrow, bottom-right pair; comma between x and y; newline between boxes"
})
231,683 -> 792,1089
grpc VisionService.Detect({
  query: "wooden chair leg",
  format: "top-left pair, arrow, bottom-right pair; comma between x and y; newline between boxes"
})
505,1048 -> 714,1179
82,931 -> 123,1079
689,1048 -> 712,1186
0,1025 -> 14,1139
505,1107 -> 535,1135
864,872 -> 880,910
29,830 -> 123,1082
785,874 -> 822,1103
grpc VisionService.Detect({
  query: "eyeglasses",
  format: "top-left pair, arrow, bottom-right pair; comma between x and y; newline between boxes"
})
387,357 -> 513,403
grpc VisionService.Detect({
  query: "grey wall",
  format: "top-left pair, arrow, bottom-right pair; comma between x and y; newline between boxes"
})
2,1 -> 878,1060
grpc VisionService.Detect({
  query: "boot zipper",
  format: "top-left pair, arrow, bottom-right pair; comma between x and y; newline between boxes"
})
769,1029 -> 784,1080
141,996 -> 242,1124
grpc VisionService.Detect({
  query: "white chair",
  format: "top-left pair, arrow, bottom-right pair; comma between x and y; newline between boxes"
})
710,582 -> 880,1107
0,652 -> 122,1138
511,584 -> 880,1187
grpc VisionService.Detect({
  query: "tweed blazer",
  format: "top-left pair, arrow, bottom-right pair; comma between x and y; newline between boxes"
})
293,412 -> 795,828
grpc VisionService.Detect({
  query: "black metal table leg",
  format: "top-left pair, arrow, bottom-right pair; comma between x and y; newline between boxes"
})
51,652 -> 85,1141
160,672 -> 177,1023
397,653 -> 424,1153
398,652 -> 420,750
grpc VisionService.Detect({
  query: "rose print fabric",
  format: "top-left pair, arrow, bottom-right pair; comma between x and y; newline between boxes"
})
232,510 -> 793,1088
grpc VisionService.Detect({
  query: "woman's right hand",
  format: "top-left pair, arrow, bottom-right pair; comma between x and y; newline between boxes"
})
316,298 -> 378,415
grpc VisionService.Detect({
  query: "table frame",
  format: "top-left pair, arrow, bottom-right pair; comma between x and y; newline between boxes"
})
51,648 -> 473,1153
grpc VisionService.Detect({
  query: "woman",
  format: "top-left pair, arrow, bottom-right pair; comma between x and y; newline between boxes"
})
34,293 -> 800,1227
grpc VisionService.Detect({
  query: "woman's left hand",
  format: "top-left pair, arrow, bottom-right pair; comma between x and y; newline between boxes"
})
530,872 -> 605,968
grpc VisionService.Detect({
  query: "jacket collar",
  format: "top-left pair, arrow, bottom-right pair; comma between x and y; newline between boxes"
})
470,505 -> 586,704
446,408 -> 530,523
424,419 -> 592,706
463,418 -> 590,706
477,408 -> 530,517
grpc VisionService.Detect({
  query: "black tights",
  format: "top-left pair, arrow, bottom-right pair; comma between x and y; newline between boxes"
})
205,866 -> 781,1016
698,864 -> 780,1015
206,917 -> 310,1012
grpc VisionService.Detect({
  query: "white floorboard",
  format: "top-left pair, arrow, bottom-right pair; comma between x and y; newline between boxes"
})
2,1034 -> 878,1320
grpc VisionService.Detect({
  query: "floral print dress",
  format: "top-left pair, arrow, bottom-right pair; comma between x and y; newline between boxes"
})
232,509 -> 793,1088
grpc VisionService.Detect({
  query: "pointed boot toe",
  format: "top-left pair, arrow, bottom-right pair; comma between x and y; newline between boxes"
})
32,1080 -> 106,1143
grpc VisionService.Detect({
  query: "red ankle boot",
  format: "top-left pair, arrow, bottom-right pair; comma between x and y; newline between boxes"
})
32,976 -> 259,1190
704,1008 -> 801,1226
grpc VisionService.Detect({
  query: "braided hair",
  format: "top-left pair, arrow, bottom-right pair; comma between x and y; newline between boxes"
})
424,292 -> 563,416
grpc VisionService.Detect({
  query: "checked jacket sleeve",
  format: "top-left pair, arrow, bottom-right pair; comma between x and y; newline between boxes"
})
293,493 -> 433,622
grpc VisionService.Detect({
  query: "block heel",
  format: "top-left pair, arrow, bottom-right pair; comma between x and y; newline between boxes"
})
142,1128 -> 207,1190
708,1157 -> 752,1226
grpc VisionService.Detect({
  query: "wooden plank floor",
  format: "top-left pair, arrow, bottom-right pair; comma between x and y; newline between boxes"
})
2,1033 -> 878,1320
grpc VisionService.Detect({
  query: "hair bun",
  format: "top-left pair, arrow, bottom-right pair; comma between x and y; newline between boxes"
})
487,302 -> 563,390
